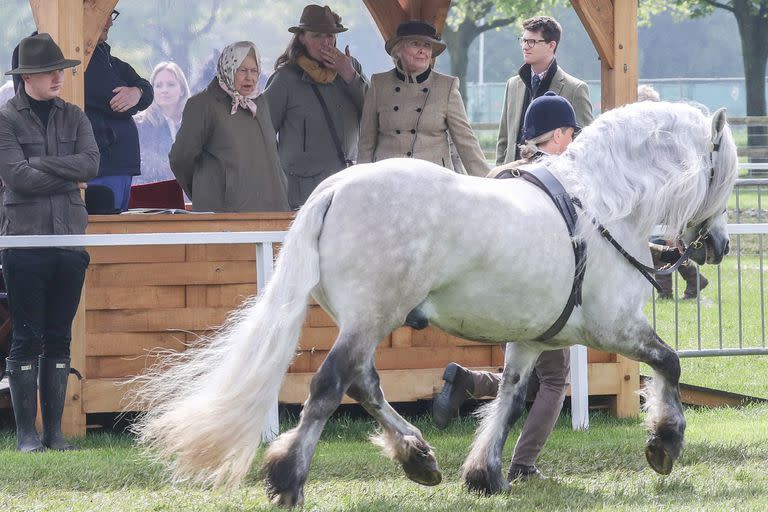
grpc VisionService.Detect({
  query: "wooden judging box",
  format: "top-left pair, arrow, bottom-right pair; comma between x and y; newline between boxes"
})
62,212 -> 639,436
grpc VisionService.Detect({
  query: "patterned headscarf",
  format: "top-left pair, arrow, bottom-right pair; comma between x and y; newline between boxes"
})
217,41 -> 262,117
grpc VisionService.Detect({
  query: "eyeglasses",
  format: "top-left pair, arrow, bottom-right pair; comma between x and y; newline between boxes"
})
111,10 -> 120,21
518,37 -> 548,49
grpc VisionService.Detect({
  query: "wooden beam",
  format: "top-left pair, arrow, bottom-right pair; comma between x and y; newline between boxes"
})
600,0 -> 638,111
570,0 -> 614,69
363,0 -> 408,42
29,0 -> 85,107
363,0 -> 452,46
82,0 -> 119,69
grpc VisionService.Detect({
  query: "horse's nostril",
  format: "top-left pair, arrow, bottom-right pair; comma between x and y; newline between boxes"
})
724,240 -> 730,255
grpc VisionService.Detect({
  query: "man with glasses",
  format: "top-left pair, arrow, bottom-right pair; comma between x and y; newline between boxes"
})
496,15 -> 593,164
84,9 -> 153,212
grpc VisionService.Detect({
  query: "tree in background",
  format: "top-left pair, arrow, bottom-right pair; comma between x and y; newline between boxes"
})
668,0 -> 768,150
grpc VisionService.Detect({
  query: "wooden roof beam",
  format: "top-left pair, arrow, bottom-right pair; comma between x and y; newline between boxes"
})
570,0 -> 614,69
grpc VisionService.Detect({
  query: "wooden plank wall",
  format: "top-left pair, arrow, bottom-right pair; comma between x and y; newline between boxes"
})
78,213 -> 638,427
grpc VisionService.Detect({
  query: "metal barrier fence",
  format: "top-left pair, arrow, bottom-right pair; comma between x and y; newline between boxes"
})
650,177 -> 768,357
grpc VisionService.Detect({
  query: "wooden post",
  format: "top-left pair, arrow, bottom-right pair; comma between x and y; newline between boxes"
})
27,0 -> 116,436
571,0 -> 638,110
29,0 -> 85,106
611,354 -> 640,418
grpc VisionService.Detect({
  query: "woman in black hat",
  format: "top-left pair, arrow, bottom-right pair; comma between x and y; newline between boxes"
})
357,20 -> 489,177
264,4 -> 369,209
0,33 -> 99,452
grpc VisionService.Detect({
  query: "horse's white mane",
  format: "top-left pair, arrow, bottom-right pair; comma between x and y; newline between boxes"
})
547,101 -> 737,239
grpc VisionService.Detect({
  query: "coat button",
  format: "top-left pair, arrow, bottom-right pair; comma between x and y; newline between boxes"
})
422,87 -> 428,93
394,106 -> 399,111
396,130 -> 401,134
410,129 -> 416,134
395,86 -> 400,92
416,108 -> 422,112
406,151 -> 412,157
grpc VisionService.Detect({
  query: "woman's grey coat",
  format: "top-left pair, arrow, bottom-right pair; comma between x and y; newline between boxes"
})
264,60 -> 368,208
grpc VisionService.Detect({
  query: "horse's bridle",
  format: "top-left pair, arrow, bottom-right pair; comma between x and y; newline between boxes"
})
587,136 -> 722,293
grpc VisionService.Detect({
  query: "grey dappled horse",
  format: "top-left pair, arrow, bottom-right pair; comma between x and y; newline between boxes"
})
132,102 -> 737,507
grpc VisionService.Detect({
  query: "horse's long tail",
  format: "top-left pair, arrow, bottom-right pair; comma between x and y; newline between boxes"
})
130,189 -> 334,488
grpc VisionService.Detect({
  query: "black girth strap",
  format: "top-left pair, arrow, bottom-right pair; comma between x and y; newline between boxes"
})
496,165 -> 586,341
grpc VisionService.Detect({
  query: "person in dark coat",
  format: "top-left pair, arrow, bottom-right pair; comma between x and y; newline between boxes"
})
84,9 -> 153,211
0,33 -> 99,452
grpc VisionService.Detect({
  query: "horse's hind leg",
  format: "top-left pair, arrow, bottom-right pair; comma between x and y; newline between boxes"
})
346,364 -> 441,486
620,329 -> 686,475
262,329 -> 379,507
462,342 -> 541,495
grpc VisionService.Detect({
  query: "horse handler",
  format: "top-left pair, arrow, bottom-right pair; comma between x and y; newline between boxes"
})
0,34 -> 99,451
433,92 -> 579,481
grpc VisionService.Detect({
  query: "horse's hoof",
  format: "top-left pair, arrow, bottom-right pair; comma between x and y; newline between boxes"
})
267,486 -> 304,508
401,441 -> 442,486
463,468 -> 508,495
645,440 -> 674,475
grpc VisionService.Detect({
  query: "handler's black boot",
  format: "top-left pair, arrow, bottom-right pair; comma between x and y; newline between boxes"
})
38,356 -> 77,451
5,358 -> 44,452
651,245 -> 674,299
679,264 -> 708,300
432,363 -> 475,429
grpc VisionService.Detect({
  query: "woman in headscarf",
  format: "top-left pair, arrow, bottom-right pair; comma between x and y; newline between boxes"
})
134,62 -> 191,185
357,20 -> 488,177
169,41 -> 289,212
264,4 -> 368,209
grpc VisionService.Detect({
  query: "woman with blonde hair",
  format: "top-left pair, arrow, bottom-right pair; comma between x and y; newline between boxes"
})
357,20 -> 488,177
169,41 -> 289,212
134,61 -> 190,185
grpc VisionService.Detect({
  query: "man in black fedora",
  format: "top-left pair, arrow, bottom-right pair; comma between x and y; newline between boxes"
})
0,33 -> 99,452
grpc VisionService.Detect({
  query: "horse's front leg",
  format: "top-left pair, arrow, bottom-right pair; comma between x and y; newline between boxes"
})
604,323 -> 686,475
462,342 -> 541,495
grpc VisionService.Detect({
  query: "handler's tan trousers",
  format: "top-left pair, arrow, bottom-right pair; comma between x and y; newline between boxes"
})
470,348 -> 570,467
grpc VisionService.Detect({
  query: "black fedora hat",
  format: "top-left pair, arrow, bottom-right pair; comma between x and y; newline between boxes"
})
288,5 -> 347,34
385,20 -> 446,57
5,33 -> 80,75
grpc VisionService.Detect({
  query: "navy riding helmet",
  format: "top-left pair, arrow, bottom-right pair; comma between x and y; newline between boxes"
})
523,91 -> 580,140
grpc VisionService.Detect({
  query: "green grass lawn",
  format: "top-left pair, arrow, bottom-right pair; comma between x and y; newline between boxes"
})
0,407 -> 767,511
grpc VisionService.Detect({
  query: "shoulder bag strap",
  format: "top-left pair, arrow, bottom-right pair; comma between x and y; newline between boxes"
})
310,83 -> 349,168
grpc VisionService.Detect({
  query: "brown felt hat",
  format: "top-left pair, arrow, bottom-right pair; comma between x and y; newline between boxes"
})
289,5 -> 347,34
6,33 -> 80,75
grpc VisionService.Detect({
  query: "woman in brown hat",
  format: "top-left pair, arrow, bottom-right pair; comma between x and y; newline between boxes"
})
357,20 -> 488,177
264,4 -> 369,209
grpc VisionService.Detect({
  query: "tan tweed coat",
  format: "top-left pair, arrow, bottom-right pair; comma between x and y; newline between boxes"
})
358,68 -> 489,177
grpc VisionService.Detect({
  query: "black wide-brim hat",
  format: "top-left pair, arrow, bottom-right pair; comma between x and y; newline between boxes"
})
6,33 -> 80,75
289,4 -> 347,34
385,20 -> 446,57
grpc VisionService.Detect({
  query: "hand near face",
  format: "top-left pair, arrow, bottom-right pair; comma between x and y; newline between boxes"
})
319,45 -> 356,84
110,86 -> 142,112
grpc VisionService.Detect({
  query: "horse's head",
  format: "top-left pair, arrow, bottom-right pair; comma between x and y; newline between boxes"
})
677,108 -> 737,265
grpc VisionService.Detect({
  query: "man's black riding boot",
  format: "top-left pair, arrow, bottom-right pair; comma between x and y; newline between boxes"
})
679,263 -> 709,299
38,356 -> 77,450
432,363 -> 475,429
5,358 -> 44,452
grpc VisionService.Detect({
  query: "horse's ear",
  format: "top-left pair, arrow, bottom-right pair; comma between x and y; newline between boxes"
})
711,107 -> 727,141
